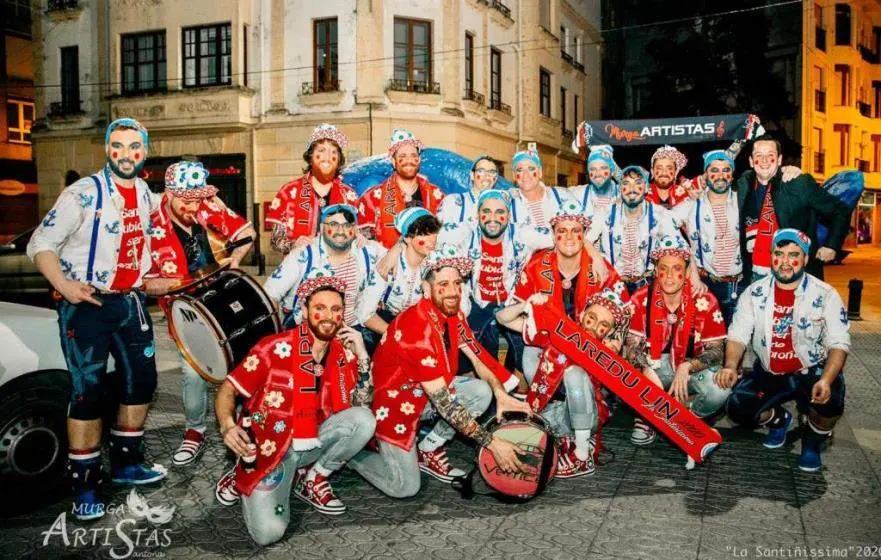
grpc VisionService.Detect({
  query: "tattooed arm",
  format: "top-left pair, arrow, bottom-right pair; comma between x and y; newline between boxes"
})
686,340 -> 724,374
421,377 -> 493,447
624,333 -> 664,388
270,224 -> 296,254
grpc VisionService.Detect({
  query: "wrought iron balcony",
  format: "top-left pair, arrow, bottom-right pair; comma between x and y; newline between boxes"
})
301,80 -> 341,95
489,99 -> 511,115
814,152 -> 825,174
561,51 -> 573,64
858,101 -> 872,117
387,79 -> 440,94
48,0 -> 79,11
562,127 -> 573,142
463,89 -> 485,105
859,44 -> 880,64
815,89 -> 826,113
490,0 -> 511,19
856,158 -> 870,172
48,100 -> 84,117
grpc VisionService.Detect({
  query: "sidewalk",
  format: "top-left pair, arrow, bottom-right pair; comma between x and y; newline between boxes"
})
3,264 -> 881,559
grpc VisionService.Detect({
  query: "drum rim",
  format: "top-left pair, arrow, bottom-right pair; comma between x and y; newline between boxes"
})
166,262 -> 231,294
234,272 -> 283,334
168,296 -> 233,385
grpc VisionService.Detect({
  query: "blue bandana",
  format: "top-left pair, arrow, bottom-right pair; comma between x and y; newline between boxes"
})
105,118 -> 149,150
702,149 -> 735,171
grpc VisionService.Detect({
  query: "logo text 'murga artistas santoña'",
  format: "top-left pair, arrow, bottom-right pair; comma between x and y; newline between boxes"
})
40,489 -> 175,559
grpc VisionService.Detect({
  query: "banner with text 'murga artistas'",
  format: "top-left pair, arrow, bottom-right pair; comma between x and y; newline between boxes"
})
579,114 -> 757,147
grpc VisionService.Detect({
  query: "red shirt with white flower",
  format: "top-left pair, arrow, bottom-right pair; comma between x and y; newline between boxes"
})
647,181 -> 690,209
371,297 -> 515,450
628,285 -> 727,368
358,174 -> 445,248
225,324 -> 357,496
110,185 -> 146,291
264,173 -> 358,241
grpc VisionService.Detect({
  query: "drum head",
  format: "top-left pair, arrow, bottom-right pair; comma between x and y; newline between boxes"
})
477,420 -> 557,499
169,298 -> 229,383
167,262 -> 230,294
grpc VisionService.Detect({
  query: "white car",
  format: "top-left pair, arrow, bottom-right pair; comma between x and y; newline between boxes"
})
0,301 -> 74,505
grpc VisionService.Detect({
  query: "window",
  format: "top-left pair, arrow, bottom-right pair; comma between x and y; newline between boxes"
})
834,124 -> 850,166
573,93 -> 579,131
815,3 -> 823,27
835,64 -> 851,106
557,173 -> 568,187
873,134 -> 881,172
121,31 -> 166,95
874,81 -> 881,117
835,3 -> 851,46
243,24 -> 248,88
490,47 -> 501,107
575,35 -> 583,64
7,100 -> 34,144
539,0 -> 551,29
394,18 -> 432,86
60,46 -> 80,113
539,67 -> 551,117
4,0 -> 31,36
560,26 -> 566,53
813,127 -> 825,173
560,87 -> 567,130
183,23 -> 232,88
314,18 -> 338,92
465,32 -> 474,96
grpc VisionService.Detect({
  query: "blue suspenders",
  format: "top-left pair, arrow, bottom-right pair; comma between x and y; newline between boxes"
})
85,173 -> 105,283
695,199 -> 705,269
608,203 -> 654,271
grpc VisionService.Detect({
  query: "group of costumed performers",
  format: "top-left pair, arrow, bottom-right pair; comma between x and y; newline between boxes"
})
25,114 -> 853,546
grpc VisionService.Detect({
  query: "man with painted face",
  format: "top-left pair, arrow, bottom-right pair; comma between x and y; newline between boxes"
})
570,144 -> 620,220
737,134 -> 850,283
27,118 -> 168,520
359,208 -> 444,352
671,150 -> 743,326
264,204 -> 386,329
358,129 -> 445,248
624,235 -> 730,446
596,165 -> 678,295
216,272 -> 376,544
145,161 -> 256,469
719,229 -> 850,472
438,189 -> 553,369
509,201 -> 626,392
437,154 -> 500,227
497,288 -> 631,478
265,124 -> 359,254
349,245 -> 527,495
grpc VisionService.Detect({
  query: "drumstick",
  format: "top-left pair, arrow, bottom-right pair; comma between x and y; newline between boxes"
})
214,236 -> 253,257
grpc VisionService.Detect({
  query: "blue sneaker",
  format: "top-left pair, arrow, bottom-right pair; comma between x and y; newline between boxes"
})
763,409 -> 792,449
111,462 -> 168,485
72,489 -> 106,521
798,438 -> 823,472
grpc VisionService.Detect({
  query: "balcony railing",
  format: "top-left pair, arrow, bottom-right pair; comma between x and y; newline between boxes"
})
489,99 -> 511,115
387,79 -> 440,94
816,26 -> 826,51
815,89 -> 826,112
814,152 -> 825,174
463,89 -> 485,105
561,51 -> 573,64
856,159 -> 871,172
858,101 -> 872,117
573,60 -> 585,72
490,0 -> 511,19
859,44 -> 880,64
48,0 -> 79,10
301,80 -> 341,95
49,100 -> 84,117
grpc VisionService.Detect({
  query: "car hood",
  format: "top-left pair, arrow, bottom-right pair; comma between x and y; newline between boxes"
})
0,302 -> 67,386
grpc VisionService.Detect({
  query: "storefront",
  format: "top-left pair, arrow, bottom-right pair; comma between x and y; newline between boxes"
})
140,154 -> 248,218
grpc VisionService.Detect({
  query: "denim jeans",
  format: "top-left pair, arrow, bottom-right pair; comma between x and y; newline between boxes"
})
704,276 -> 741,328
467,302 -> 525,372
349,376 -> 491,498
180,354 -> 209,431
652,354 -> 730,418
538,366 -> 598,437
242,407 -> 376,545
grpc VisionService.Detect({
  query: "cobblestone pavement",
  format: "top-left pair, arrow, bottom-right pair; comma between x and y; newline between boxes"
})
4,315 -> 881,559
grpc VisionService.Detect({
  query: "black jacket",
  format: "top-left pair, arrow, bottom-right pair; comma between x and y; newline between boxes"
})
736,169 -> 850,281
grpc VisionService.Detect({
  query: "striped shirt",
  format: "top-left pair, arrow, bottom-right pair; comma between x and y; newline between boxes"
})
332,256 -> 360,325
526,199 -> 547,228
618,217 -> 642,278
710,203 -> 738,277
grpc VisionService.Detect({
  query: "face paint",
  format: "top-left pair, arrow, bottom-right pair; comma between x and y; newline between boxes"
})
576,234 -> 583,242
112,151 -> 118,159
557,235 -> 563,241
133,153 -> 140,161
313,313 -> 321,321
498,215 -> 506,223
334,314 -> 342,322
417,239 -> 425,246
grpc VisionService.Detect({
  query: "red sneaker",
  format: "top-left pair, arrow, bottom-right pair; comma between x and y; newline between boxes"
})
172,429 -> 206,466
294,469 -> 346,515
555,437 -> 595,479
215,467 -> 240,506
417,445 -> 466,483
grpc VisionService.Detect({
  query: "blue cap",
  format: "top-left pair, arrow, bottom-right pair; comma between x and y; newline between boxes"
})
394,207 -> 433,236
702,149 -> 735,171
620,165 -> 649,185
476,189 -> 511,211
105,117 -> 149,150
320,203 -> 358,225
772,228 -> 811,255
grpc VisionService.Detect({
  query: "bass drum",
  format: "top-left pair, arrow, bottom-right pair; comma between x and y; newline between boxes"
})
168,268 -> 281,384
455,412 -> 557,502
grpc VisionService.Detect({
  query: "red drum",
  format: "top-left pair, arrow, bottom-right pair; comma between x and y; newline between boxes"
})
472,413 -> 557,501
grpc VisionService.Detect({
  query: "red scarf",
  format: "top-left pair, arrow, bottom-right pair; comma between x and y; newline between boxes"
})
647,280 -> 696,368
751,181 -> 778,273
374,174 -> 443,248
